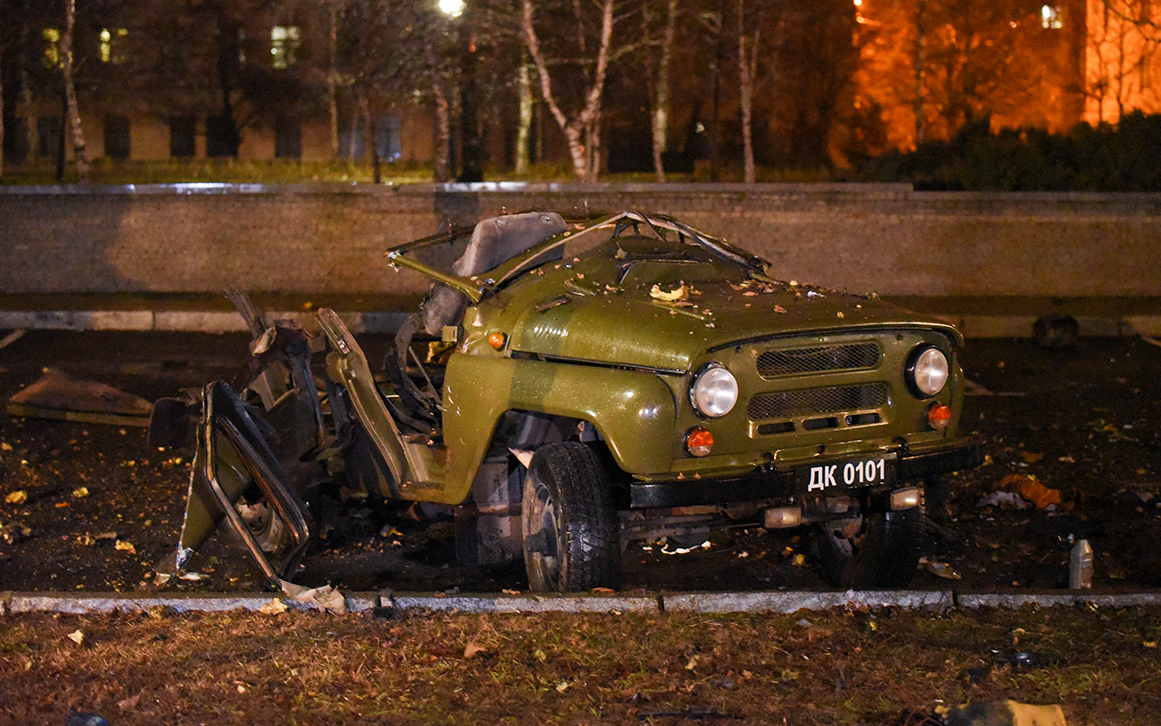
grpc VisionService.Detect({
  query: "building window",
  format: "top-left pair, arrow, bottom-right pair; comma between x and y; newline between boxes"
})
379,115 -> 402,162
338,115 -> 402,162
42,28 -> 61,68
1041,5 -> 1063,29
169,117 -> 197,158
103,115 -> 131,160
271,26 -> 300,69
99,28 -> 128,64
274,117 -> 302,159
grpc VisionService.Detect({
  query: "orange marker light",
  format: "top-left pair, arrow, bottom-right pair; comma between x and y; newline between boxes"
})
488,332 -> 507,350
685,427 -> 714,457
927,402 -> 952,430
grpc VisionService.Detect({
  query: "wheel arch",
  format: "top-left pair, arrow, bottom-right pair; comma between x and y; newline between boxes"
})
442,355 -> 679,504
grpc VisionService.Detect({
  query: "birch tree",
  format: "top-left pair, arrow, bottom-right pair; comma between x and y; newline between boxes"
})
642,0 -> 677,181
59,0 -> 88,181
737,0 -> 758,182
520,0 -> 615,182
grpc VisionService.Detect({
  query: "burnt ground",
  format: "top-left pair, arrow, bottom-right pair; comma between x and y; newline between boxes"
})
0,329 -> 1159,596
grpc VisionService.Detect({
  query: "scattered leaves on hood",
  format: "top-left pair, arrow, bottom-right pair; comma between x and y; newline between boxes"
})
649,283 -> 689,302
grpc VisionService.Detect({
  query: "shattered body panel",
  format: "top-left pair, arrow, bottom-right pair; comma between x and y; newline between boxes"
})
158,211 -> 982,592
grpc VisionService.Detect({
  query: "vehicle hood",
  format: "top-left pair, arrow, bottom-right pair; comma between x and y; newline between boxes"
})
499,261 -> 960,373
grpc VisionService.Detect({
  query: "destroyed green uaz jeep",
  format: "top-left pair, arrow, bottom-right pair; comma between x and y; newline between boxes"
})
155,211 -> 981,592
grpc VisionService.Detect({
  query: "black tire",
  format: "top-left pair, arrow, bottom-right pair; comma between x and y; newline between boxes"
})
521,442 -> 621,592
814,508 -> 924,589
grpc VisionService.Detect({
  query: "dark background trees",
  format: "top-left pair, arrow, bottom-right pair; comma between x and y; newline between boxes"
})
1,0 -> 1159,185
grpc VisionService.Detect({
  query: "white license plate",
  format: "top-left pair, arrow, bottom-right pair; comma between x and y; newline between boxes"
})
795,454 -> 897,496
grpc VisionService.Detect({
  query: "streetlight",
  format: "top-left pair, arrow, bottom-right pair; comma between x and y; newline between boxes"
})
439,0 -> 465,18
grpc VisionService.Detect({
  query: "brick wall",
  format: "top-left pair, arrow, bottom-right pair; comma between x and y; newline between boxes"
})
3,183 -> 1159,306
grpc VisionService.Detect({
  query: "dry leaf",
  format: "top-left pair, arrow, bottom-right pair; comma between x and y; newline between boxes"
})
650,283 -> 689,302
258,599 -> 289,615
5,490 -> 27,505
463,642 -> 485,659
117,690 -> 144,711
72,487 -> 90,498
68,630 -> 85,645
115,540 -> 137,555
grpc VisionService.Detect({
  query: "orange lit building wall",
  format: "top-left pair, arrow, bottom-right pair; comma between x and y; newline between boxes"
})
1084,0 -> 1161,123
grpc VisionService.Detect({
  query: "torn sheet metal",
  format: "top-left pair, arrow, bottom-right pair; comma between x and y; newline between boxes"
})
7,368 -> 153,427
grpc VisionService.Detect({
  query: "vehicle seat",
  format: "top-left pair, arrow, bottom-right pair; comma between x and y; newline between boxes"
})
421,211 -> 567,335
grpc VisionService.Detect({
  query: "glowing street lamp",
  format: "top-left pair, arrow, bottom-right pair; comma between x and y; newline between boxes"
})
439,0 -> 465,18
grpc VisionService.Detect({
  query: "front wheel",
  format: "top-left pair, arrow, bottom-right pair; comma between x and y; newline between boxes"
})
521,442 -> 621,592
814,508 -> 924,589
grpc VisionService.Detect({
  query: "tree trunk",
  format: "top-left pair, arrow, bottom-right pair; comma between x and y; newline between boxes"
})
60,0 -> 89,181
651,0 -> 677,183
363,98 -> 381,184
521,0 -> 614,182
426,42 -> 453,182
0,19 -> 5,180
328,3 -> 340,160
515,59 -> 534,175
738,0 -> 757,184
914,0 -> 926,145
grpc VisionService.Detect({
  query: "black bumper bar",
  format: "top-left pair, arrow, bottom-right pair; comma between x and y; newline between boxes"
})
629,437 -> 984,509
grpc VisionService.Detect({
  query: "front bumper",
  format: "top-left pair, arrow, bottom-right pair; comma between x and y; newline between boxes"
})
628,436 -> 984,509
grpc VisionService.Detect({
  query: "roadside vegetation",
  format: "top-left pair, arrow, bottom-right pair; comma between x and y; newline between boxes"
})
5,112 -> 1161,191
2,605 -> 1159,725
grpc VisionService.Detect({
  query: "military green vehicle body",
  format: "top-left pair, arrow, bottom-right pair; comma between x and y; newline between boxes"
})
160,211 -> 981,592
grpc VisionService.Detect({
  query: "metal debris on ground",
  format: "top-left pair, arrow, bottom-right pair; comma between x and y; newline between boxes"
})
0,519 -> 33,543
6,368 -> 153,426
280,579 -> 348,614
940,699 -> 1066,726
919,557 -> 962,580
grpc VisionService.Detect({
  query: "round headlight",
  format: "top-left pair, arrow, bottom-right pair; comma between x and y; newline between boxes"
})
907,346 -> 949,397
691,364 -> 738,417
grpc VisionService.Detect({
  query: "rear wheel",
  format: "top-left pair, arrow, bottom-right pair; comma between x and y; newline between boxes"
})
814,507 -> 924,589
521,442 -> 621,592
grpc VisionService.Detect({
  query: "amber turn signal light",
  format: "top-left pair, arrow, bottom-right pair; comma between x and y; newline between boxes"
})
685,426 -> 714,457
926,402 -> 952,430
488,332 -> 507,350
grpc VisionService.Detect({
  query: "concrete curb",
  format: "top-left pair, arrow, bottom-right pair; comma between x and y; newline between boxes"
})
5,589 -> 1161,616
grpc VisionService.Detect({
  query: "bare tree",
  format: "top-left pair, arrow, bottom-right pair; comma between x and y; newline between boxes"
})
1,11 -> 5,179
642,0 -> 677,182
520,0 -> 616,182
514,55 -> 534,174
59,0 -> 88,181
737,0 -> 760,183
1087,0 -> 1161,123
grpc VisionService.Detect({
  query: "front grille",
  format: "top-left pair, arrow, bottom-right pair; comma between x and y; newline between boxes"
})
756,343 -> 880,378
747,383 -> 889,420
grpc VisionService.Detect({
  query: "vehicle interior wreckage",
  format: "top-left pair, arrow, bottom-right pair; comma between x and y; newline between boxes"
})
148,210 -> 983,593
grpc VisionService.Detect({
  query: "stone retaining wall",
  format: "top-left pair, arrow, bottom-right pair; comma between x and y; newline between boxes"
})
3,183 -> 1159,306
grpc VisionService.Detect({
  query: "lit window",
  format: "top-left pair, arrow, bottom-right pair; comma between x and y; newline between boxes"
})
99,28 -> 128,64
1041,5 -> 1062,29
42,28 -> 60,68
271,26 -> 300,69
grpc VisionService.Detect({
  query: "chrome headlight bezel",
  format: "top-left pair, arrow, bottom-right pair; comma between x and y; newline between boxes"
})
906,345 -> 950,398
690,363 -> 739,418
